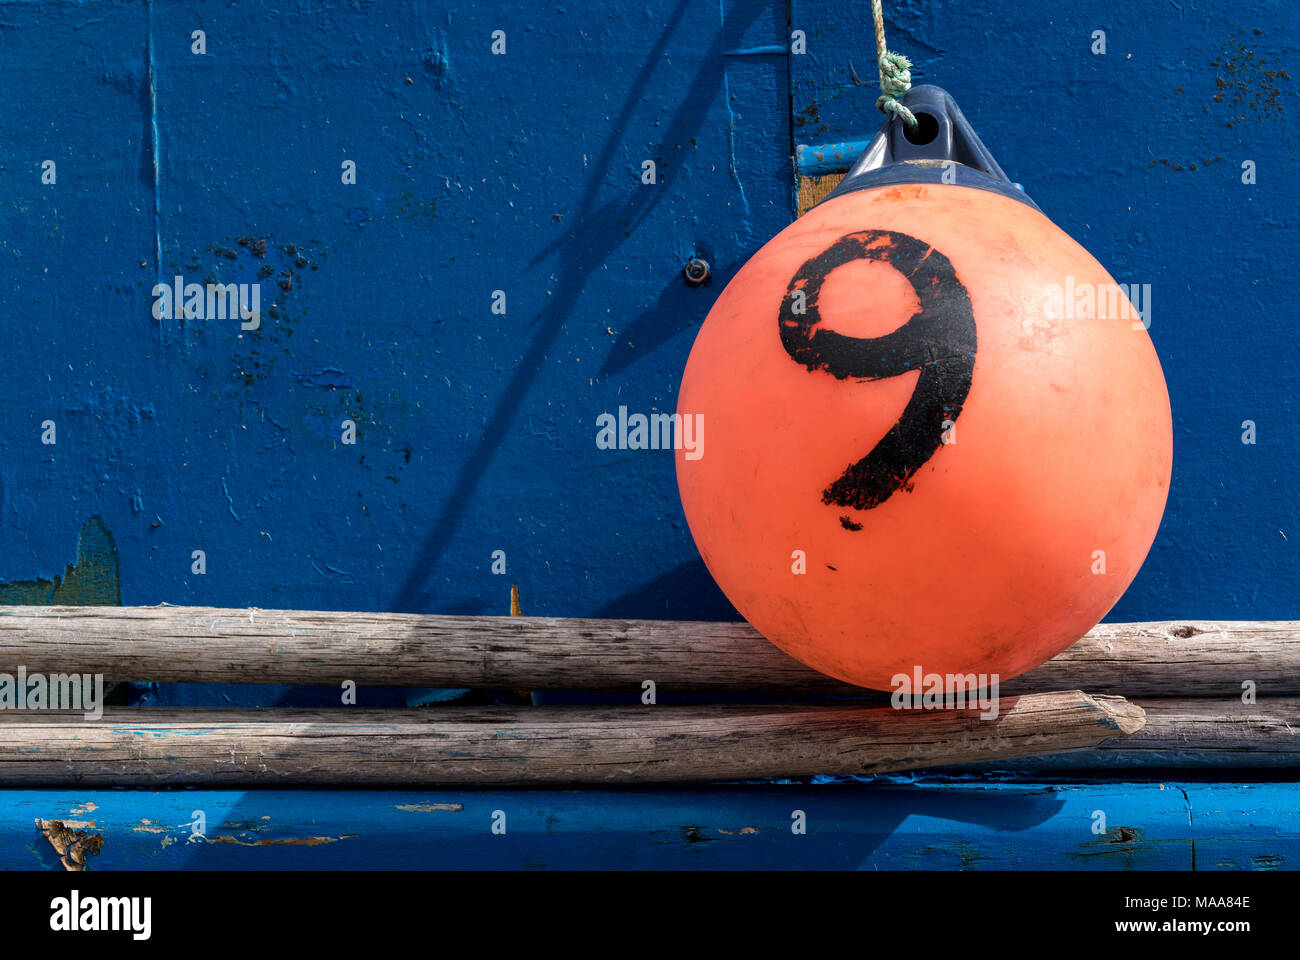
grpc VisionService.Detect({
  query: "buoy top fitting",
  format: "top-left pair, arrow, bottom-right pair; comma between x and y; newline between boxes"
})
825,84 -> 1039,212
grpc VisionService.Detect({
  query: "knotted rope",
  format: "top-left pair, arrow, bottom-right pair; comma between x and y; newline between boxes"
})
872,0 -> 917,129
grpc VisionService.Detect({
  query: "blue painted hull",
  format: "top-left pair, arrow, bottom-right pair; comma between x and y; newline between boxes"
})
12,779 -> 1298,870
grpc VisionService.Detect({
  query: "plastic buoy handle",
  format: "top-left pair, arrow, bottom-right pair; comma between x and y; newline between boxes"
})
825,84 -> 1039,211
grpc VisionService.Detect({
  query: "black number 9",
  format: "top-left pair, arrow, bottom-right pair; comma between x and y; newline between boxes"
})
778,229 -> 976,516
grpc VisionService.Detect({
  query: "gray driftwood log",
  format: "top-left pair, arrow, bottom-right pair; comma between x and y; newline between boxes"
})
0,691 -> 1141,786
956,695 -> 1300,770
0,606 -> 1295,696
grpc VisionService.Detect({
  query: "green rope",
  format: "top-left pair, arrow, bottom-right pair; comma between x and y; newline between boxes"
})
872,0 -> 917,128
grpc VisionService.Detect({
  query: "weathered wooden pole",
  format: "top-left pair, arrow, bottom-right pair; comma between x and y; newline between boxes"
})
0,606 -> 1294,696
0,691 -> 1140,786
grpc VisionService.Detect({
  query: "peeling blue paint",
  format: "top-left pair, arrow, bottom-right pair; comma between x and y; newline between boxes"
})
292,369 -> 352,389
5,780 -> 1298,870
0,517 -> 121,606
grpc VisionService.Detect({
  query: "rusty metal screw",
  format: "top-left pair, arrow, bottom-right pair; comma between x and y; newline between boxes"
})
683,257 -> 711,286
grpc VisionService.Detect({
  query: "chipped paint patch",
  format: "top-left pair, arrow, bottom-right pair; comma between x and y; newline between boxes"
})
1071,825 -> 1162,869
36,819 -> 104,871
395,802 -> 464,813
1211,27 -> 1292,127
1147,156 -> 1224,172
680,825 -> 713,844
0,516 -> 121,605
205,833 -> 358,847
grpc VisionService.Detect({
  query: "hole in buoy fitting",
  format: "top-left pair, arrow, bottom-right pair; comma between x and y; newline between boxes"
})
903,112 -> 939,146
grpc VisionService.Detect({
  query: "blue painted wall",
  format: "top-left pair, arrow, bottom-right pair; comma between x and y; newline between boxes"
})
0,2 -> 1295,635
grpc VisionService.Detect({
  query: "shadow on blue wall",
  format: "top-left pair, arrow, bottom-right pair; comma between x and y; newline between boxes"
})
591,559 -> 740,621
391,0 -> 746,616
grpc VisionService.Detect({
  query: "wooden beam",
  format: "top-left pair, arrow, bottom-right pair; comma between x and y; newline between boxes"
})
957,696 -> 1300,770
0,605 -> 1294,696
0,691 -> 1141,786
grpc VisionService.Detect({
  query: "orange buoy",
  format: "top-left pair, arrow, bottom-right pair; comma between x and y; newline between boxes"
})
676,86 -> 1172,691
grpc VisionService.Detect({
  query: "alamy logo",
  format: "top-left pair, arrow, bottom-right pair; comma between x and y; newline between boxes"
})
1042,277 -> 1152,329
595,406 -> 704,460
0,668 -> 104,720
890,668 -> 1000,719
152,274 -> 261,329
50,891 -> 151,940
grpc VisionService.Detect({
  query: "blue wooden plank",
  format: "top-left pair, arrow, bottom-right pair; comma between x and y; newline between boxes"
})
8,780 -> 1297,870
795,138 -> 874,176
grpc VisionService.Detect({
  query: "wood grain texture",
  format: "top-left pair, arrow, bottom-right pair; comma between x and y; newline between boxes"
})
797,172 -> 846,215
0,691 -> 1140,786
961,696 -> 1300,769
0,606 -> 1295,696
